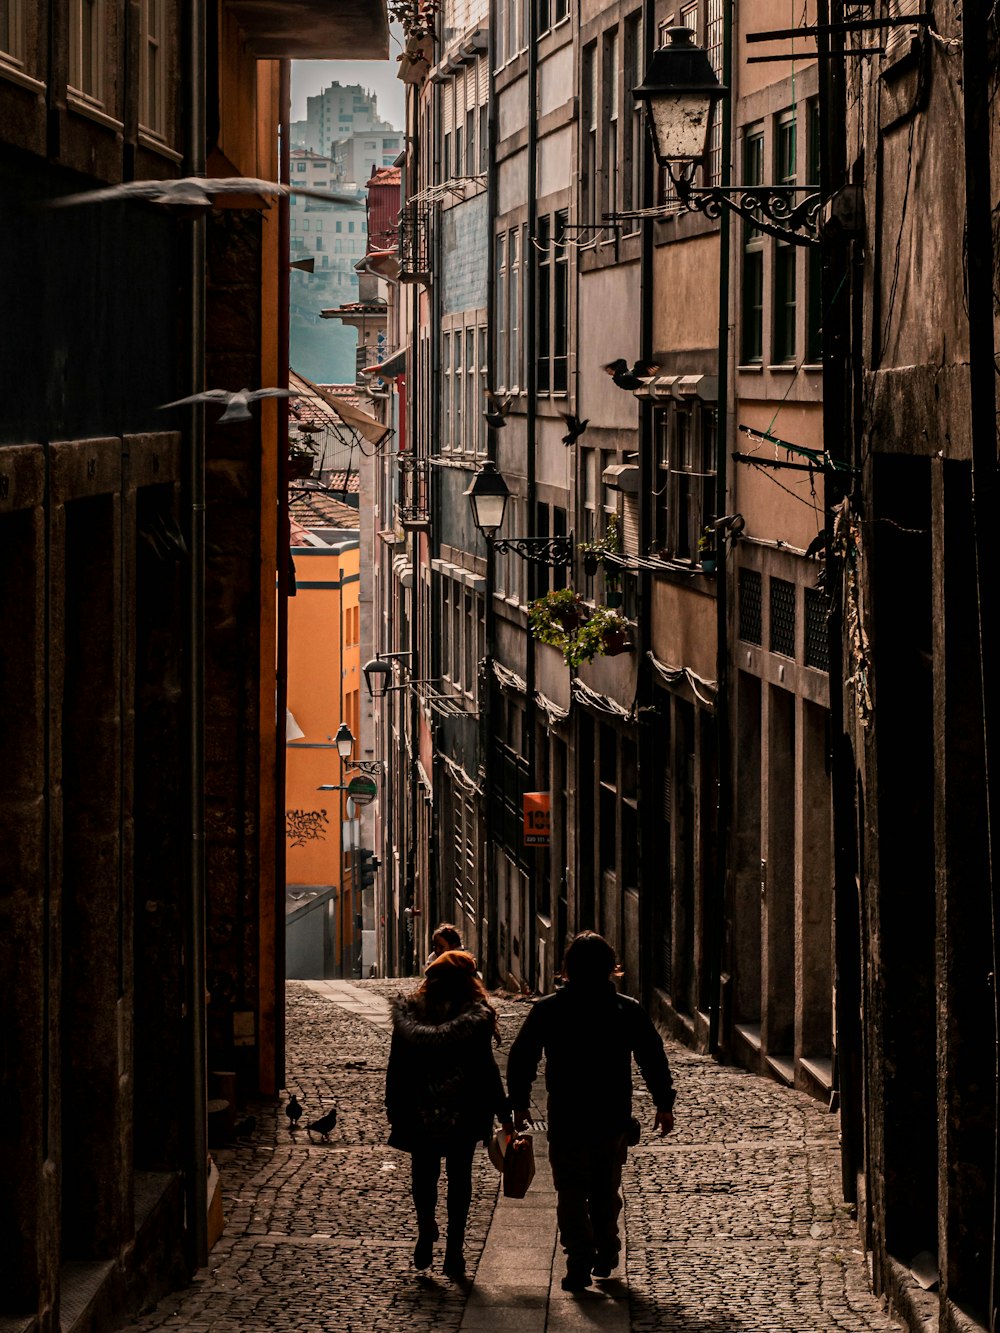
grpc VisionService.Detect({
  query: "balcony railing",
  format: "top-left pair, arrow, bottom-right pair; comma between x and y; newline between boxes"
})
399,202 -> 433,281
398,456 -> 430,528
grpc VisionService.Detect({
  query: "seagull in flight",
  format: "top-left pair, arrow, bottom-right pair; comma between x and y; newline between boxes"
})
41,176 -> 364,212
157,387 -> 294,423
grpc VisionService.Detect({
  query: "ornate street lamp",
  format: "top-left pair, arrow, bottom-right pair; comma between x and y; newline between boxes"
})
629,26 -> 822,246
465,462 -> 573,566
334,722 -> 354,761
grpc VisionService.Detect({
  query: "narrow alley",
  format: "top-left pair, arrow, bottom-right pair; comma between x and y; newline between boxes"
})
120,982 -> 903,1333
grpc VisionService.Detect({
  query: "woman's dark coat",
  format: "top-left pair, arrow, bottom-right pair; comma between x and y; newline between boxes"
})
385,997 -> 509,1152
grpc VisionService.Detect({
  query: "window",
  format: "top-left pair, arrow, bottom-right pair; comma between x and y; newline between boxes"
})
466,108 -> 475,174
536,215 -> 551,392
654,402 -> 717,560
603,29 -> 620,219
772,112 -> 797,362
624,14 -> 643,217
139,0 -> 165,136
477,325 -> 488,454
553,211 -> 569,392
465,328 -> 476,454
443,332 -> 452,449
741,127 -> 764,364
806,99 -> 823,363
69,0 -> 104,102
443,131 -> 452,182
0,0 -> 24,62
496,233 -> 507,390
479,104 -> 488,172
453,329 -> 463,450
508,226 -> 521,390
705,0 -> 724,184
583,43 -> 598,229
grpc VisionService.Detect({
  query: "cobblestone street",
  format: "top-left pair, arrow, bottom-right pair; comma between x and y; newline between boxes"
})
120,982 -> 904,1333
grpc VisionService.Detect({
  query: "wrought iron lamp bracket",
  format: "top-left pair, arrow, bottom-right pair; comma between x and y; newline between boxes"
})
490,535 -> 574,567
669,162 -> 822,246
344,760 -> 384,776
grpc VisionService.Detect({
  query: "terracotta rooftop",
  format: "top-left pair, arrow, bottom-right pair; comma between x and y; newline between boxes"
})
289,489 -> 361,529
369,166 -> 401,185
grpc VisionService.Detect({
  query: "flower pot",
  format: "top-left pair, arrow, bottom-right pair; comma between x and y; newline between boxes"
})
700,555 -> 716,574
605,589 -> 623,609
602,629 -> 631,657
583,552 -> 600,577
553,608 -> 581,631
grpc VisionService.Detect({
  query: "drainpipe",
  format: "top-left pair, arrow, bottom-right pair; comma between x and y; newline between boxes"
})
961,3 -> 1000,1323
636,0 -> 656,1006
274,58 -> 291,1089
524,0 -> 540,990
482,11 -> 500,985
708,0 -> 733,1055
184,0 -> 208,1272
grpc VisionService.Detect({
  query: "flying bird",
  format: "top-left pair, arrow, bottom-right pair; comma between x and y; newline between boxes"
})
604,358 -> 660,391
156,387 -> 294,423
285,1094 -> 304,1129
40,176 -> 364,213
306,1107 -> 338,1141
483,388 -> 513,430
559,412 -> 589,446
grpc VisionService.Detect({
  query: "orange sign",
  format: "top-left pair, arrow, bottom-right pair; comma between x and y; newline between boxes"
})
523,792 -> 551,846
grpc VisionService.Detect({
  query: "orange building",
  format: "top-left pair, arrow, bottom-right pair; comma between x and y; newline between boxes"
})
285,525 -> 362,977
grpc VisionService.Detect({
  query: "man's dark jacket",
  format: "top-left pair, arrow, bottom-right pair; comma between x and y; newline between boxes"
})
506,982 -> 676,1141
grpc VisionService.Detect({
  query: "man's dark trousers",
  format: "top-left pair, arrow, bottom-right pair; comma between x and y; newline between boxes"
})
548,1132 -> 628,1273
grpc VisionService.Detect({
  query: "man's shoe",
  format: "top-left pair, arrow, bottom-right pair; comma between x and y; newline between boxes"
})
592,1251 -> 619,1278
560,1269 -> 592,1292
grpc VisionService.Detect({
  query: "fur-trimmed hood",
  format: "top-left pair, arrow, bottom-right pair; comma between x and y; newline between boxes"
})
390,997 -> 494,1047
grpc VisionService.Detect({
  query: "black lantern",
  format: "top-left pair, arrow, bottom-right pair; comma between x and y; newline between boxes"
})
334,722 -> 355,761
363,657 -> 392,699
465,460 -> 511,537
633,26 -> 727,165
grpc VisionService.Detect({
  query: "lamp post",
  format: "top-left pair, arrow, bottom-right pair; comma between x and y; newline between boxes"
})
626,26 -> 822,246
465,462 -> 574,567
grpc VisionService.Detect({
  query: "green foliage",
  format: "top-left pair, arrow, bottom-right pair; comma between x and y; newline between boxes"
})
528,591 -> 631,669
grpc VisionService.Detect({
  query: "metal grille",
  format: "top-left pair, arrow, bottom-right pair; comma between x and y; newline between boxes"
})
399,202 -> 432,279
738,568 -> 762,645
770,577 -> 796,658
804,587 -> 829,672
399,456 -> 429,527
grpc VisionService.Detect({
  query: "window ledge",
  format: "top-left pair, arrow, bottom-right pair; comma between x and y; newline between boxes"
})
67,92 -> 123,134
801,362 -> 823,374
0,59 -> 45,95
737,363 -> 764,373
766,362 -> 798,373
138,128 -> 183,164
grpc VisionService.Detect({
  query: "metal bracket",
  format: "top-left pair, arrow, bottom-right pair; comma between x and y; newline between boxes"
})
491,535 -> 574,567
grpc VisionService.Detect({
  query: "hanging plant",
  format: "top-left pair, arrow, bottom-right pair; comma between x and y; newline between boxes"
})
697,525 -> 717,573
528,592 -> 632,669
578,512 -> 623,577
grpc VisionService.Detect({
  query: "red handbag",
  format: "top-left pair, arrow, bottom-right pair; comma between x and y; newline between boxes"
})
502,1132 -> 536,1198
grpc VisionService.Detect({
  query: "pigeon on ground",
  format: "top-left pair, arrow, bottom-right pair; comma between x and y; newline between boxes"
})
559,412 -> 589,446
156,387 -> 294,423
306,1107 -> 338,1141
285,1094 -> 304,1129
483,388 -> 513,429
40,176 -> 364,212
604,358 -> 660,391
233,1115 -> 257,1139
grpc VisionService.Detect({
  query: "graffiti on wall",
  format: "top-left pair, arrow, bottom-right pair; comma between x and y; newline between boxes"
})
286,807 -> 330,847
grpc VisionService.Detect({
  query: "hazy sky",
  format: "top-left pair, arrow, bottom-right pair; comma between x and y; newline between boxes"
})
291,26 -> 406,131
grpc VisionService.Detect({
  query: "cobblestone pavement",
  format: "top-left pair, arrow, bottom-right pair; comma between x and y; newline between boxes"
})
119,981 -> 904,1333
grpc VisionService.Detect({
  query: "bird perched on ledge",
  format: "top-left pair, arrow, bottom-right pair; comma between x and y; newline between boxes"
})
306,1107 -> 338,1141
604,358 -> 659,391
285,1094 -> 304,1130
560,412 -> 589,446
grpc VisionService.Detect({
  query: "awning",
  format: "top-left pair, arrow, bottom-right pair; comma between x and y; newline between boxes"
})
361,346 -> 408,379
293,369 -> 391,446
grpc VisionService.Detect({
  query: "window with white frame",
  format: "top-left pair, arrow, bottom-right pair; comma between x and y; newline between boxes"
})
69,0 -> 104,103
603,28 -> 620,223
624,13 -> 643,217
465,327 -> 476,453
477,324 -> 488,453
582,43 -> 598,229
654,401 -> 716,560
553,211 -> 569,392
495,233 -> 507,390
1,0 -> 24,64
443,331 -> 452,449
454,329 -> 464,449
508,226 -> 521,390
139,0 -> 166,137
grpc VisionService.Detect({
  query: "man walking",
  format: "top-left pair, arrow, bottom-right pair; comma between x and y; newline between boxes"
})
506,931 -> 676,1292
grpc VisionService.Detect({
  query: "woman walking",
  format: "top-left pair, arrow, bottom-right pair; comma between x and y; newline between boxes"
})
385,950 -> 511,1279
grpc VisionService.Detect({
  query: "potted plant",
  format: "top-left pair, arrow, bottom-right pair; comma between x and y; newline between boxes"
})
697,526 -> 717,573
578,513 -> 622,578
528,588 -> 586,646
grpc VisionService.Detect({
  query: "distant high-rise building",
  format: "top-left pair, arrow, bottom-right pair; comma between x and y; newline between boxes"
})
301,81 -> 392,158
289,149 -> 368,383
333,128 -> 404,185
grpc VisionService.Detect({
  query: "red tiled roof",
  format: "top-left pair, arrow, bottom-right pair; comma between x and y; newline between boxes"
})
289,490 -> 360,529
